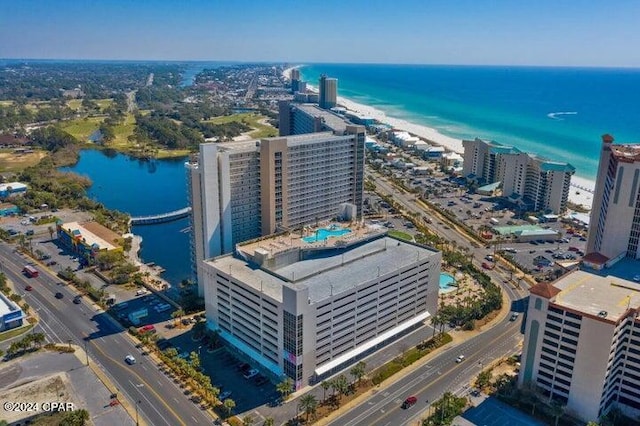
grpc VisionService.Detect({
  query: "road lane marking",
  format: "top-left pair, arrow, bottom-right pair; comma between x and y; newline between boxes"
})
336,324 -> 521,426
92,343 -> 186,426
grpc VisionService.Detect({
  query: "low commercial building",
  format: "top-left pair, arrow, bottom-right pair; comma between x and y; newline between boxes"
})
202,229 -> 441,389
493,224 -> 559,242
0,203 -> 19,217
0,182 -> 27,198
0,292 -> 25,332
519,260 -> 640,423
56,221 -> 123,265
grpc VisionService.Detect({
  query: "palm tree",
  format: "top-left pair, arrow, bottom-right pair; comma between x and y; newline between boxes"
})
321,380 -> 331,402
47,225 -> 55,241
350,361 -> 366,387
242,415 -> 255,426
299,394 -> 318,422
262,418 -> 274,426
222,398 -> 235,418
549,401 -> 565,426
332,375 -> 349,406
276,377 -> 294,400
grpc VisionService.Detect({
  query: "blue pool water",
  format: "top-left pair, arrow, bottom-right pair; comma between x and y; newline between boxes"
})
439,273 -> 457,293
302,227 -> 351,243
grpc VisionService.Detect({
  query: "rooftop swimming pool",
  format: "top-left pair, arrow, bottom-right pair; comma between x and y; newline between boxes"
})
302,226 -> 351,243
439,273 -> 457,294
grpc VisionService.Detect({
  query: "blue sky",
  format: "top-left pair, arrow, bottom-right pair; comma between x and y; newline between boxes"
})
1,0 -> 639,66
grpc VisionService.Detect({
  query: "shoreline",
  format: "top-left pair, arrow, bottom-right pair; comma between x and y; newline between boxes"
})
282,66 -> 595,210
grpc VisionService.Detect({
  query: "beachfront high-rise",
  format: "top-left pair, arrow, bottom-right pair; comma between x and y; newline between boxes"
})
462,138 -> 575,214
290,68 -> 301,93
202,231 -> 441,389
518,264 -> 640,423
318,74 -> 337,109
586,135 -> 640,264
187,127 -> 366,295
278,101 -> 356,137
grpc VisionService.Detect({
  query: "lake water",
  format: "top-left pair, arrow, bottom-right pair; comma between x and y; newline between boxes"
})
61,149 -> 191,285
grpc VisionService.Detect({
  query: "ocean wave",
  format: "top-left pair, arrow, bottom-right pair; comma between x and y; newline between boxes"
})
547,111 -> 578,120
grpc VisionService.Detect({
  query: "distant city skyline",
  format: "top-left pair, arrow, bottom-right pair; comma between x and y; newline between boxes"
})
1,0 -> 640,67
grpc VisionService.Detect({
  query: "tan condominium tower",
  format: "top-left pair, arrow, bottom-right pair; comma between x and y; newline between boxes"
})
586,134 -> 640,265
186,127 -> 366,295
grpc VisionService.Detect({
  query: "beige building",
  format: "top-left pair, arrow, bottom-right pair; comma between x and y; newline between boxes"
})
586,135 -> 640,264
519,263 -> 640,423
319,75 -> 337,110
187,128 -> 366,295
462,138 -> 574,213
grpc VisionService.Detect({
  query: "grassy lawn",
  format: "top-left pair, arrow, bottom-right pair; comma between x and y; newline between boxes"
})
67,99 -> 82,110
60,116 -> 104,141
0,323 -> 34,342
0,150 -> 47,172
206,113 -> 277,139
95,98 -> 113,111
388,230 -> 414,241
108,113 -> 136,148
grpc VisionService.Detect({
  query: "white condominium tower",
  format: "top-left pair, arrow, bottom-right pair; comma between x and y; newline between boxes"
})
187,127 -> 366,295
586,134 -> 640,264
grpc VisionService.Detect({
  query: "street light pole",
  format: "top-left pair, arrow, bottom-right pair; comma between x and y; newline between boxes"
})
136,400 -> 141,426
67,339 -> 72,351
84,339 -> 89,366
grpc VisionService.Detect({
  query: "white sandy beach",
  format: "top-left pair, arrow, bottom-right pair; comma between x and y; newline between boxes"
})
282,66 -> 596,210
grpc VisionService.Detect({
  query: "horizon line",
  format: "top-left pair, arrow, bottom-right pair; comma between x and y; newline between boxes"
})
1,58 -> 640,70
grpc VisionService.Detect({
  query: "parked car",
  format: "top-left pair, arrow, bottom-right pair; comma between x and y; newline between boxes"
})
510,312 -> 519,321
55,292 -> 64,299
139,324 -> 156,334
25,285 -> 33,291
243,369 -> 259,380
73,295 -> 82,304
402,396 -> 418,409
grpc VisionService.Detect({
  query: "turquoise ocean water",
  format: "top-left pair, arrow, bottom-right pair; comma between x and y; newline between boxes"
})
300,64 -> 640,180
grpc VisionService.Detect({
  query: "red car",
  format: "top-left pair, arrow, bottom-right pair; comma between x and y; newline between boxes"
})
138,324 -> 156,334
25,285 -> 33,291
402,396 -> 418,409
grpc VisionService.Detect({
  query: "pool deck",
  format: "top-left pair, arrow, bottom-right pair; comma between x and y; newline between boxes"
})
238,221 -> 384,258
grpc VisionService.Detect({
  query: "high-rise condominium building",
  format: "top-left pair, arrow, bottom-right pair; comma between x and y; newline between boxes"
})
462,138 -> 575,213
586,135 -> 640,264
187,127 -> 366,295
290,68 -> 301,93
318,74 -> 337,109
278,101 -> 354,136
202,231 -> 441,389
519,262 -> 640,423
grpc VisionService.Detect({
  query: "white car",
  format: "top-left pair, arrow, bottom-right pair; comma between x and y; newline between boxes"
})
125,355 -> 136,365
243,369 -> 259,379
456,355 -> 465,363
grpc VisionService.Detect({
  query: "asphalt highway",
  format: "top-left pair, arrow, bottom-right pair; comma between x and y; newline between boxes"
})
0,242 -> 212,426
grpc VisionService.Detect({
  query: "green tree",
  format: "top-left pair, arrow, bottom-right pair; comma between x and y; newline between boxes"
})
276,377 -> 294,400
299,394 -> 318,422
48,225 -> 55,240
350,361 -> 366,387
222,398 -> 235,418
332,375 -> 349,405
321,380 -> 331,402
242,415 -> 255,426
475,370 -> 492,389
262,418 -> 274,426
